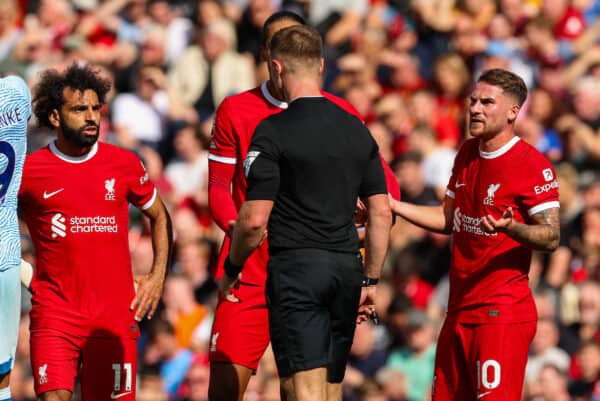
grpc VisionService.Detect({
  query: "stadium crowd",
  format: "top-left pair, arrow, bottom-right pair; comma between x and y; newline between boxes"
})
3,0 -> 600,400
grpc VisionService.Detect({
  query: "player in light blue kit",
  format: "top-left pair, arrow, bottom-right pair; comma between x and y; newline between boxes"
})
0,75 -> 31,401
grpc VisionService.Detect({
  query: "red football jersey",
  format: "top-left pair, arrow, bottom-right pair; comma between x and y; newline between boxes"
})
445,137 -> 559,324
208,82 -> 397,285
19,142 -> 156,337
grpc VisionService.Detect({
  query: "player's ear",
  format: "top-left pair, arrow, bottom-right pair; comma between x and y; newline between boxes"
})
271,59 -> 284,76
48,109 -> 60,128
507,104 -> 520,124
319,58 -> 324,75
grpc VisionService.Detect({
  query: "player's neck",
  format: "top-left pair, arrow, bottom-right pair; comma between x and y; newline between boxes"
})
54,136 -> 94,157
479,129 -> 516,153
285,78 -> 322,103
266,80 -> 285,102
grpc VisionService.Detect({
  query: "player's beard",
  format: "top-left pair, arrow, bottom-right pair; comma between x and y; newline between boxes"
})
60,116 -> 100,148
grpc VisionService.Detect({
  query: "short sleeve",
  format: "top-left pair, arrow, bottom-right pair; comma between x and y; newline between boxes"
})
208,98 -> 237,165
127,155 -> 157,210
520,157 -> 560,217
359,140 -> 387,198
245,121 -> 281,201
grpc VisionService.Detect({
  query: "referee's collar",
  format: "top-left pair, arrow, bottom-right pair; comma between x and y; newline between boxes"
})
261,82 -> 288,109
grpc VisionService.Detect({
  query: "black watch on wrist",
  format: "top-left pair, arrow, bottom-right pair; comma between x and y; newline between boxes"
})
224,256 -> 243,278
362,277 -> 379,287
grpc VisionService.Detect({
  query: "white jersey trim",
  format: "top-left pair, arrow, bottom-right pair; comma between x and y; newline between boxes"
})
208,153 -> 237,164
260,82 -> 288,109
528,201 -> 560,216
446,189 -> 455,199
141,188 -> 157,210
49,141 -> 98,163
479,136 -> 520,159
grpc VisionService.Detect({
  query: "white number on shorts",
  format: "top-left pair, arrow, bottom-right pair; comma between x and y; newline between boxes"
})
112,363 -> 133,391
477,359 -> 501,390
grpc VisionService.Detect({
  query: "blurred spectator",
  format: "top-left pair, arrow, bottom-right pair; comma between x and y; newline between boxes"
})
112,65 -> 170,149
173,238 -> 217,305
432,52 -> 471,125
516,116 -> 563,162
236,0 -> 277,63
373,93 -> 411,156
525,318 -> 571,383
164,122 -> 209,206
388,249 -> 434,310
569,340 -> 600,398
0,0 -> 23,62
556,76 -> 600,166
384,310 -> 436,401
407,123 -> 456,199
546,163 -> 584,289
162,274 -> 210,349
408,90 -> 461,149
525,363 -> 571,401
181,355 -> 210,401
168,18 -> 254,121
146,319 -> 195,400
148,0 -> 193,66
344,322 -> 388,400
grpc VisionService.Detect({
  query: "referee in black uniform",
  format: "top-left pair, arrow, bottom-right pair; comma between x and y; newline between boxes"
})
220,25 -> 392,401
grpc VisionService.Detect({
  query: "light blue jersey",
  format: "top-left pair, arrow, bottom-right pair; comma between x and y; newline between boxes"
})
0,75 -> 30,272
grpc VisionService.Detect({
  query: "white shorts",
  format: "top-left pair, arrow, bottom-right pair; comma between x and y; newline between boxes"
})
0,267 -> 21,374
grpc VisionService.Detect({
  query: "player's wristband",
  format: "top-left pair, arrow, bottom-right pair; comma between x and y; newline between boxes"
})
362,277 -> 379,287
224,256 -> 243,278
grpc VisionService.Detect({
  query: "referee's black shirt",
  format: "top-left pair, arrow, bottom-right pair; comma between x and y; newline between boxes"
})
244,96 -> 387,253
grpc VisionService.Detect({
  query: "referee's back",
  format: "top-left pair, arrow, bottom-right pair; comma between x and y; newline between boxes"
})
245,96 -> 387,253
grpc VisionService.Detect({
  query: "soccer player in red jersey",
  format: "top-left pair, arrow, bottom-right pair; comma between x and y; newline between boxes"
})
207,11 -> 399,401
19,64 -> 173,401
390,69 -> 560,401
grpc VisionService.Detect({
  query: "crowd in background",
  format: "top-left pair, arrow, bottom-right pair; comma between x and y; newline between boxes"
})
3,0 -> 600,400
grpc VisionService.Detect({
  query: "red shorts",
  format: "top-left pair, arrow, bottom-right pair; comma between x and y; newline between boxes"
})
432,320 -> 536,401
30,328 -> 138,401
209,283 -> 270,370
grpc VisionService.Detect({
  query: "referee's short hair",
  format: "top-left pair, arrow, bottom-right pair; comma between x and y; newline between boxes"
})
270,25 -> 322,74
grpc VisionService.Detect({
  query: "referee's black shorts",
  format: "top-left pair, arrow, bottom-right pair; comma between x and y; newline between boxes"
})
265,248 -> 363,382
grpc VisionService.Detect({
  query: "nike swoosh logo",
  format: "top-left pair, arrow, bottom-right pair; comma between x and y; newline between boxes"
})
477,391 -> 492,399
43,189 -> 64,199
110,391 -> 132,399
455,183 -> 466,188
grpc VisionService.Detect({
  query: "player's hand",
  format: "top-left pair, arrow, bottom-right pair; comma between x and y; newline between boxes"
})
130,272 -> 164,321
481,207 -> 514,234
357,285 -> 377,324
355,198 -> 367,226
219,273 -> 241,303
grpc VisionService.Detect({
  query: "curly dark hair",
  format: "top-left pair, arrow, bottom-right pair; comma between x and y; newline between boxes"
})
33,63 -> 111,129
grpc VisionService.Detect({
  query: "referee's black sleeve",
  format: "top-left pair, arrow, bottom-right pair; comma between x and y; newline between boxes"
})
359,140 -> 388,199
246,120 -> 281,201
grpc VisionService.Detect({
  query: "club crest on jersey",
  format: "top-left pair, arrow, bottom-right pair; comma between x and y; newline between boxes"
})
244,151 -> 260,178
105,178 -> 116,201
483,183 -> 500,206
38,363 -> 48,384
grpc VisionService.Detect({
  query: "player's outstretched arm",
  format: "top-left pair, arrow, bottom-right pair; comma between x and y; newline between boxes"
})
389,195 -> 454,234
131,195 -> 173,321
208,161 -> 238,233
481,207 -> 560,252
